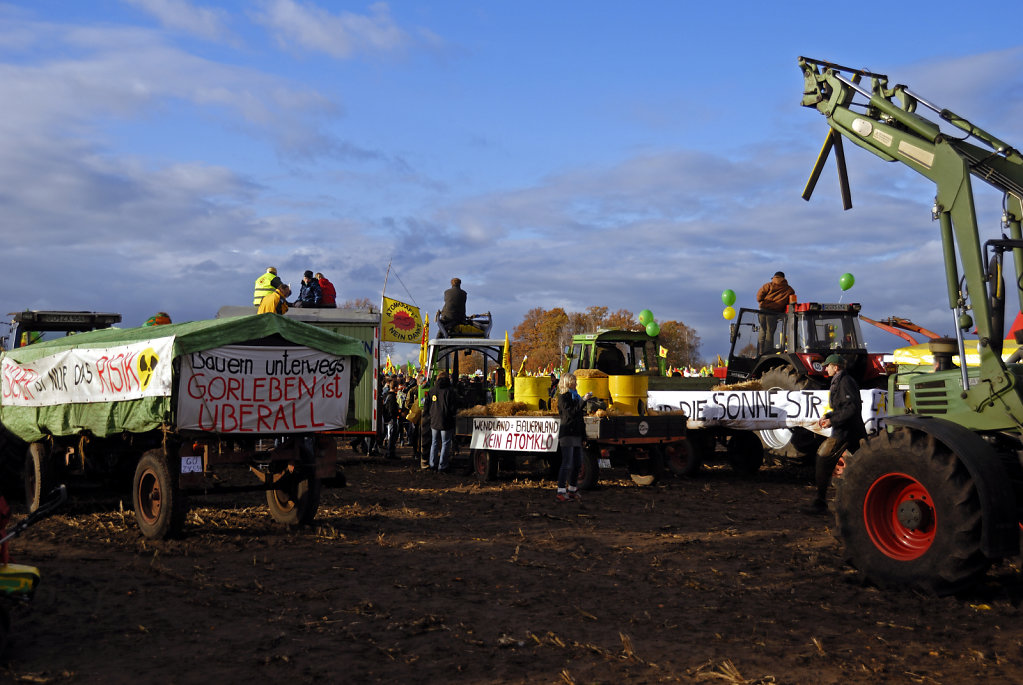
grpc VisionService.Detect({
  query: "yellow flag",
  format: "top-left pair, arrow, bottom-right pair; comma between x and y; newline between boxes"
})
418,313 -> 430,370
381,296 -> 423,343
658,345 -> 668,358
502,331 -> 513,387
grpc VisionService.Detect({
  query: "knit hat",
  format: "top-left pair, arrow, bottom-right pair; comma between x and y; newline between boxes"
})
304,270 -> 314,278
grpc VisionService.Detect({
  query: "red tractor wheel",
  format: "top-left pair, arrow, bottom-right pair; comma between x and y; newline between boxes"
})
862,472 -> 936,560
834,428 -> 989,595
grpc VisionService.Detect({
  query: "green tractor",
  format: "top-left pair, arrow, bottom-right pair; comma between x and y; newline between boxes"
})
799,57 -> 1023,594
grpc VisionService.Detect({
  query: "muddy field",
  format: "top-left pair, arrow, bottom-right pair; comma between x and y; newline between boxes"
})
3,446 -> 1023,684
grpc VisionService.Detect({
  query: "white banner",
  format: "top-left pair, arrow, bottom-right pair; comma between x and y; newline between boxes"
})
647,388 -> 888,434
470,416 -> 560,453
1,337 -> 175,407
176,345 -> 352,434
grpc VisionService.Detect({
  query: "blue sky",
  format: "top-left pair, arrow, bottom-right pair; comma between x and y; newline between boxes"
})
3,1 -> 1023,362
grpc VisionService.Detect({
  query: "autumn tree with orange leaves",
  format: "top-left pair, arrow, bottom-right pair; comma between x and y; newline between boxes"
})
510,306 -> 702,374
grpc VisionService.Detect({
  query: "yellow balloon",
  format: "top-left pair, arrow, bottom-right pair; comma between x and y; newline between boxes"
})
723,306 -> 736,320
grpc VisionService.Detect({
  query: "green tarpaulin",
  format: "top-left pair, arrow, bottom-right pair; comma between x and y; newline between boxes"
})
1,314 -> 370,441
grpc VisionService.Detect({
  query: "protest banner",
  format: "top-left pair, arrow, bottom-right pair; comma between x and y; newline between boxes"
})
176,345 -> 352,434
469,416 -> 560,453
1,337 -> 174,407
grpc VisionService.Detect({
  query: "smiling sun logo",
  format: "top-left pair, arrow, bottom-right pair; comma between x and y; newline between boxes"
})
137,348 -> 160,391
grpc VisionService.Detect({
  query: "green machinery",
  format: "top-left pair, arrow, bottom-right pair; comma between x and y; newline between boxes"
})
799,57 -> 1023,593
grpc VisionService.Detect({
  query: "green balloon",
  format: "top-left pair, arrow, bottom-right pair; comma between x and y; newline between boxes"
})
639,309 -> 654,325
839,273 -> 855,291
721,289 -> 736,306
645,321 -> 660,337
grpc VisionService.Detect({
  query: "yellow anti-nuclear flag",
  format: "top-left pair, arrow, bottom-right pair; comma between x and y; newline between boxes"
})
502,331 -> 513,387
658,345 -> 668,358
418,313 -> 430,370
381,296 -> 423,344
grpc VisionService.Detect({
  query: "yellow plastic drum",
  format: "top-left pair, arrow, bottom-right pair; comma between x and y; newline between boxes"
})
576,376 -> 610,404
608,375 -> 648,416
514,376 -> 553,409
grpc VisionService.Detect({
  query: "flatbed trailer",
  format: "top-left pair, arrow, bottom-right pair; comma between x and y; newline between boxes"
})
460,410 -> 690,488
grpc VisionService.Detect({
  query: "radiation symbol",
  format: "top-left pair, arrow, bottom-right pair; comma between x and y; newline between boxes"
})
138,348 -> 160,391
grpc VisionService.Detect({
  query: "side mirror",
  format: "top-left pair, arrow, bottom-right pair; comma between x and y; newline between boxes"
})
563,345 -> 573,358
729,323 -> 737,342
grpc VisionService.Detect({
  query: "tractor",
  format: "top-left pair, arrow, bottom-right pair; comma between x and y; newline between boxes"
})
799,56 -> 1023,594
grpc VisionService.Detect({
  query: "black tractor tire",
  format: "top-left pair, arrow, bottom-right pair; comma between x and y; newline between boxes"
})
577,448 -> 600,491
266,467 -> 322,527
834,428 -> 990,595
664,437 -> 702,477
473,449 -> 499,482
132,450 -> 188,540
24,442 -> 53,513
757,365 -> 825,463
725,431 -> 765,475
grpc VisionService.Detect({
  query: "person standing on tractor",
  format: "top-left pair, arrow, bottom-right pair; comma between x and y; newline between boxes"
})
804,353 -> 868,514
439,278 -> 468,328
253,267 -> 283,307
755,271 -> 795,352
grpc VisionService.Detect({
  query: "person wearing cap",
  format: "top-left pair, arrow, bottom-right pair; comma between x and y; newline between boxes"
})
258,284 -> 291,315
294,270 -> 322,308
253,267 -> 283,307
805,353 -> 868,514
755,271 -> 796,353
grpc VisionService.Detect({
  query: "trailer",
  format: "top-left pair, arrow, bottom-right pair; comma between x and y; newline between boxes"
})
1,314 -> 369,538
217,305 -> 380,439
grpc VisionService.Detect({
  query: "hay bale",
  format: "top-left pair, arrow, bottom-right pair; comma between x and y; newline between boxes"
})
712,379 -> 762,391
574,368 -> 608,378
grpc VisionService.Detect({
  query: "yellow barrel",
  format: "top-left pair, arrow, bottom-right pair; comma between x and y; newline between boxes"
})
608,375 -> 648,415
576,376 -> 610,404
514,376 -> 552,409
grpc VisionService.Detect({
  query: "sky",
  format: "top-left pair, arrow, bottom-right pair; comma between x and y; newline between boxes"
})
3,1 -> 1023,363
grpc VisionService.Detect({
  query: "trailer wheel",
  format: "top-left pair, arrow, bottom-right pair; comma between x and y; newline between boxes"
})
266,465 -> 322,527
834,429 -> 990,595
473,449 -> 499,482
629,448 -> 663,486
664,439 -> 701,477
726,431 -> 764,475
24,442 -> 54,513
132,450 -> 187,540
577,448 -> 600,491
758,366 -> 824,462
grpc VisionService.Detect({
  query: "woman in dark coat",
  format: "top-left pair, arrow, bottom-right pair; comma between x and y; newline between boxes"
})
424,371 -> 458,472
556,373 -> 592,502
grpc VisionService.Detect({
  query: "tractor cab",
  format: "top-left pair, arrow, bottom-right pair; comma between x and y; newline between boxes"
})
726,302 -> 888,388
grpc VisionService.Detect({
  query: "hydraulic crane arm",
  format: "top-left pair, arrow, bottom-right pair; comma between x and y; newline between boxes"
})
798,56 -> 1023,403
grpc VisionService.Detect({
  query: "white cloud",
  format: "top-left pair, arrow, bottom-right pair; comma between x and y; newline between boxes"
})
122,0 -> 231,41
253,0 -> 414,58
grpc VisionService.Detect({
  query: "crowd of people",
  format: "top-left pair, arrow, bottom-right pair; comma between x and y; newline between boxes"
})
254,266 -> 338,313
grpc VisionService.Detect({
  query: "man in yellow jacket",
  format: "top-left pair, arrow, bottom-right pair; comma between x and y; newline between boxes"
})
253,267 -> 283,306
258,284 -> 291,315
